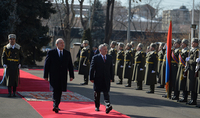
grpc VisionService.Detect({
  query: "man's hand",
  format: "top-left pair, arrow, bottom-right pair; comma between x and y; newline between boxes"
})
44,78 -> 48,81
110,80 -> 112,82
83,64 -> 87,66
18,64 -> 21,68
3,64 -> 7,68
90,80 -> 94,83
70,78 -> 73,81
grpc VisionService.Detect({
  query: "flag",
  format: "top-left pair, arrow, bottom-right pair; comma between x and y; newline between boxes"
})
165,20 -> 172,98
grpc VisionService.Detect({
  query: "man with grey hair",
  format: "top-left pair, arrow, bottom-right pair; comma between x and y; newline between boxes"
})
44,38 -> 74,113
1,34 -> 24,97
90,44 -> 113,113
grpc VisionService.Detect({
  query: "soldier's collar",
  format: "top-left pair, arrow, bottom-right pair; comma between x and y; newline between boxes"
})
6,43 -> 20,49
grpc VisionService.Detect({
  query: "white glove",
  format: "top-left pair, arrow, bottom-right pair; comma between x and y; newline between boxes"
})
128,66 -> 131,68
18,64 -> 21,68
140,68 -> 143,71
120,65 -> 123,68
186,57 -> 190,62
151,70 -> 156,73
196,58 -> 200,63
3,64 -> 7,68
113,64 -> 115,66
83,64 -> 87,66
132,64 -> 134,66
196,66 -> 198,70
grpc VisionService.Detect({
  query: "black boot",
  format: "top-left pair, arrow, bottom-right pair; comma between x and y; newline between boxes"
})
13,86 -> 16,97
8,86 -> 11,97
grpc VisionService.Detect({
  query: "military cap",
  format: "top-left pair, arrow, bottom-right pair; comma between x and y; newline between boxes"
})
150,43 -> 156,48
103,43 -> 109,47
83,40 -> 89,44
174,39 -> 181,44
192,38 -> 198,43
137,43 -> 143,49
126,43 -> 132,48
182,39 -> 189,45
147,46 -> 150,49
130,41 -> 134,45
111,41 -> 117,46
160,42 -> 165,47
8,34 -> 16,40
118,43 -> 125,48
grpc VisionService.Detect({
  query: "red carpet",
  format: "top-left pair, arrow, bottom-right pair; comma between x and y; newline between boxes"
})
0,69 -> 130,118
28,68 -> 78,72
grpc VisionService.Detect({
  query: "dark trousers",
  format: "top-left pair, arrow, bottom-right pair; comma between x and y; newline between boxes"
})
191,91 -> 198,102
84,74 -> 88,84
118,75 -> 123,83
137,81 -> 142,89
53,88 -> 62,108
127,77 -> 132,86
94,91 -> 110,108
182,91 -> 188,100
150,85 -> 155,92
8,86 -> 16,94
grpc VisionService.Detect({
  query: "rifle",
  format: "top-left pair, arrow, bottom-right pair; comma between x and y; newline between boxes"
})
183,51 -> 190,78
195,50 -> 200,77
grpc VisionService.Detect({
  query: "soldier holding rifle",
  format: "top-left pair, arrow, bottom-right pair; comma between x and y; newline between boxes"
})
185,38 -> 199,105
1,34 -> 24,97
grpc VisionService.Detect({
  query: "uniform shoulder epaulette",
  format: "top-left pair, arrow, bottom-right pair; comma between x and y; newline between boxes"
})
197,49 -> 199,51
187,50 -> 189,52
154,52 -> 157,54
129,51 -> 132,53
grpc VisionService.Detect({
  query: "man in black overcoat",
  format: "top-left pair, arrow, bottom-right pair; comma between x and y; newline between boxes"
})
90,44 -> 114,114
44,38 -> 74,113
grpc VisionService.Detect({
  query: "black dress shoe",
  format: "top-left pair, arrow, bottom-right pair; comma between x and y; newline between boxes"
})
135,88 -> 142,90
8,93 -> 11,97
106,106 -> 112,114
196,105 -> 200,108
162,94 -> 167,98
95,107 -> 99,111
13,93 -> 16,97
157,85 -> 164,88
80,83 -> 88,85
53,107 -> 59,113
116,82 -> 122,85
125,85 -> 131,87
171,96 -> 179,100
186,100 -> 197,105
178,98 -> 187,102
146,91 -> 154,94
58,108 -> 61,111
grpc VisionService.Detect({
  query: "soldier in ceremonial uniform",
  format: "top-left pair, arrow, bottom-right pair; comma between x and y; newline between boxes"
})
115,43 -> 124,84
108,41 -> 117,82
1,34 -> 24,97
185,38 -> 199,105
130,41 -> 136,67
123,43 -> 133,87
157,42 -> 165,88
132,43 -> 145,90
144,43 -> 158,93
170,39 -> 181,100
78,40 -> 91,85
175,39 -> 189,102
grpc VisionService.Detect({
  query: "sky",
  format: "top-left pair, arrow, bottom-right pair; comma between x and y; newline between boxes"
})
73,0 -> 200,11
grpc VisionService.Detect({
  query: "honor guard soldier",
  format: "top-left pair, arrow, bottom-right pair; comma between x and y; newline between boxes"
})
170,39 -> 181,100
132,43 -> 145,90
115,43 -> 124,84
195,45 -> 200,108
130,41 -> 136,67
157,42 -> 165,88
144,43 -> 158,93
123,43 -> 133,87
1,34 -> 24,97
175,39 -> 189,102
185,38 -> 199,105
108,41 -> 117,82
78,40 -> 91,85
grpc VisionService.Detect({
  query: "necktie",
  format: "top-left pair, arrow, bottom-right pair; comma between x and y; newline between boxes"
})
60,51 -> 63,59
103,55 -> 106,62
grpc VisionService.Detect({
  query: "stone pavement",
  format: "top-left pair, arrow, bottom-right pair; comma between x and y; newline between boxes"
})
1,68 -> 200,118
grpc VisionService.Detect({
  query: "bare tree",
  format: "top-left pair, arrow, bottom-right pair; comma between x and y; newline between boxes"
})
104,0 -> 115,44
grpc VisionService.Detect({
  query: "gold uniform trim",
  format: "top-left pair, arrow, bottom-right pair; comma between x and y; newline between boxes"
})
7,58 -> 19,62
146,61 -> 154,64
158,59 -> 163,61
80,56 -> 86,58
135,61 -> 141,63
171,61 -> 176,63
117,59 -> 122,61
124,59 -> 130,61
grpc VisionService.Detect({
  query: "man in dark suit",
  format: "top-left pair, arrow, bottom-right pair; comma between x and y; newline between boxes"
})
90,44 -> 114,114
43,38 -> 74,113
